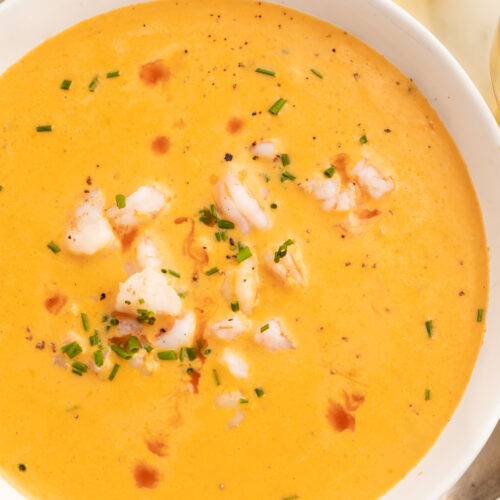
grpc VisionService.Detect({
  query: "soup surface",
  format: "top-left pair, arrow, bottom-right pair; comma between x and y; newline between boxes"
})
0,1 -> 488,499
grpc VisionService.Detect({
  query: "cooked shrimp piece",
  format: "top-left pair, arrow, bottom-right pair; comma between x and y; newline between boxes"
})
116,317 -> 143,337
336,183 -> 358,211
222,257 -> 259,316
106,186 -> 167,232
66,189 -> 117,255
115,268 -> 182,317
254,319 -> 295,351
214,391 -> 243,409
262,244 -> 306,286
227,410 -> 245,429
216,171 -> 270,233
222,348 -> 249,378
251,141 -> 275,158
209,314 -> 248,341
130,348 -> 159,376
154,312 -> 196,349
137,235 -> 162,270
351,159 -> 394,199
302,177 -> 341,211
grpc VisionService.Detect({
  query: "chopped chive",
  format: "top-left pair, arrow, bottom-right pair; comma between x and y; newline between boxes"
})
81,313 -> 89,332
36,125 -> 52,132
215,232 -> 222,242
280,171 -> 296,182
88,75 -> 99,92
115,194 -> 126,209
186,367 -> 195,375
178,291 -> 188,298
217,219 -> 235,229
168,269 -> 181,278
60,79 -> 72,90
260,323 -> 270,332
359,134 -> 368,145
143,343 -> 153,354
255,387 -> 265,397
136,309 -> 155,325
158,350 -> 178,360
425,320 -> 433,338
0,186 -> 2,192
61,341 -> 82,359
89,330 -> 100,347
106,70 -> 120,78
310,68 -> 323,79
323,166 -> 335,178
186,347 -> 197,361
47,241 -> 61,254
239,398 -> 249,404
110,344 -> 132,360
210,204 -> 217,217
108,363 -> 120,381
72,361 -> 88,374
281,153 -> 290,167
477,308 -> 484,322
236,246 -> 252,263
179,347 -> 186,362
94,350 -> 104,367
124,300 -> 131,305
221,231 -> 228,241
269,97 -> 286,115
213,369 -> 220,386
110,318 -> 119,326
18,464 -> 26,472
231,301 -> 240,312
274,239 -> 294,263
256,67 -> 276,77
206,267 -> 219,276
101,315 -> 108,323
127,336 -> 141,354
425,389 -> 431,401
263,173 -> 270,183
138,298 -> 145,304
270,203 -> 278,209
161,268 -> 167,273
196,339 -> 204,350
204,348 -> 212,355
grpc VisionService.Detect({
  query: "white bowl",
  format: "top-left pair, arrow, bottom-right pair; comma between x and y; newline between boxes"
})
0,0 -> 499,498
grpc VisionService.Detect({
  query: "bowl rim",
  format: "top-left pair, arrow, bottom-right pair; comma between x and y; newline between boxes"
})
0,0 -> 499,499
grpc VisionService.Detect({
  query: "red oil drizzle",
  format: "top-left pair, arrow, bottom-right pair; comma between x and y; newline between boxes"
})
356,208 -> 380,220
189,369 -> 201,394
151,136 -> 170,155
327,401 -> 356,432
227,117 -> 244,134
134,463 -> 160,489
44,294 -> 67,314
146,440 -> 167,457
120,228 -> 138,252
139,60 -> 170,85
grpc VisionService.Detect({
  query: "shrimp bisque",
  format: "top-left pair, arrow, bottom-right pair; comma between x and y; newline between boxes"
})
0,1 -> 488,499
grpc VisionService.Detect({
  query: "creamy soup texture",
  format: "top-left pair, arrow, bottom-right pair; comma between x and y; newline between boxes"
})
0,1 -> 488,499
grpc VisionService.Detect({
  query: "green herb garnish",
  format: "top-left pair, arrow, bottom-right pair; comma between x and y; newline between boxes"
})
60,79 -> 72,90
231,301 -> 239,312
280,171 -> 296,182
281,153 -> 290,167
213,369 -> 220,386
158,350 -> 178,361
94,350 -> 104,367
106,71 -> 120,78
89,330 -> 100,347
236,246 -> 252,263
239,398 -> 249,404
36,125 -> 52,132
270,203 -> 278,209
168,269 -> 181,278
136,309 -> 156,325
18,464 -> 26,472
274,239 -> 294,263
425,389 -> 431,401
323,166 -> 335,178
359,135 -> 368,145
47,241 -> 61,254
477,308 -> 484,322
111,344 -> 132,360
217,219 -> 235,229
115,194 -> 126,209
310,68 -> 323,79
269,97 -> 286,115
256,68 -> 276,77
206,267 -> 219,276
88,75 -> 99,92
72,361 -> 88,375
127,336 -> 140,354
108,363 -> 120,381
260,323 -> 270,332
425,320 -> 433,338
186,347 -> 197,361
61,341 -> 82,359
255,387 -> 265,397
81,313 -> 89,332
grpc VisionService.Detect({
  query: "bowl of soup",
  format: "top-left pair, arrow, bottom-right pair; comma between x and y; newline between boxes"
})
0,0 -> 498,499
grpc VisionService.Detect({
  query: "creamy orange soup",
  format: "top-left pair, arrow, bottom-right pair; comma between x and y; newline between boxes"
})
0,1 -> 488,499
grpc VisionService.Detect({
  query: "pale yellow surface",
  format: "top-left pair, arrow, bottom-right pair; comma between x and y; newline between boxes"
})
0,1 -> 488,499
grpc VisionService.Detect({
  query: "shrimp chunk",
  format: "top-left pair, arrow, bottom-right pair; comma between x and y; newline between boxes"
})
254,319 -> 295,351
154,312 -> 196,349
227,410 -> 245,429
216,171 -> 270,234
222,348 -> 248,378
262,244 -> 306,286
351,159 -> 394,200
251,141 -> 275,158
107,186 -> 167,232
137,235 -> 162,270
115,268 -> 182,317
66,189 -> 117,255
209,314 -> 248,341
130,349 -> 159,376
214,391 -> 243,409
222,257 -> 259,316
336,182 -> 358,211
